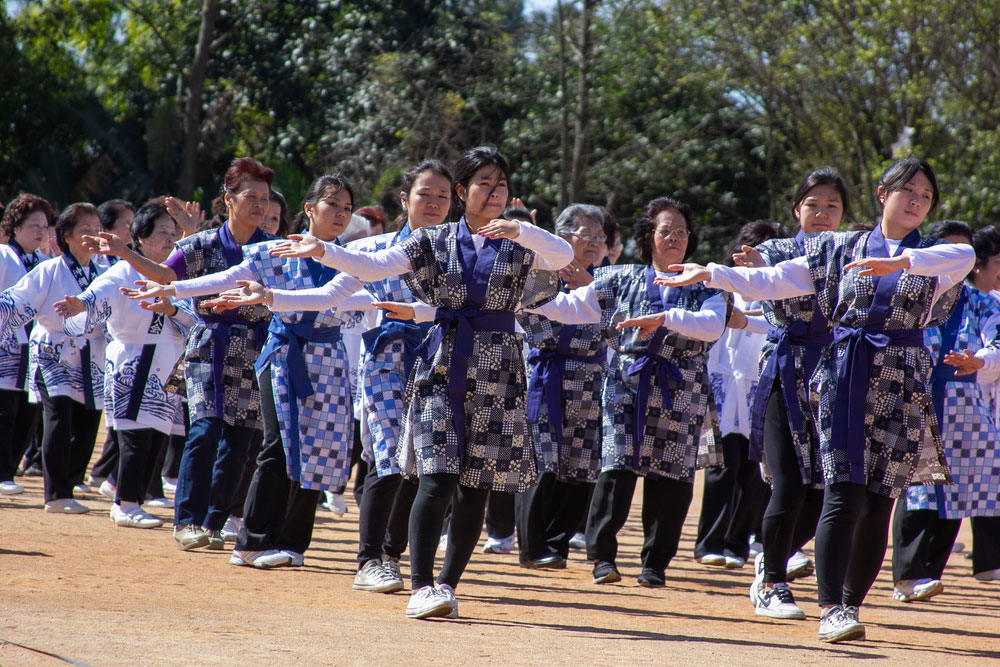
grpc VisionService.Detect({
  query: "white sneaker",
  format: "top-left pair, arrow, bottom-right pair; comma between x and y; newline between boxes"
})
405,585 -> 453,619
382,555 -> 404,584
700,553 -> 726,566
144,496 -> 173,509
73,483 -> 93,495
568,532 -> 587,551
749,552 -> 766,605
893,578 -> 944,602
0,480 -> 24,495
724,555 -> 746,569
437,583 -> 458,618
786,550 -> 814,580
281,550 -> 304,567
110,504 -> 163,528
818,605 -> 865,643
974,567 -> 1000,581
221,515 -> 242,542
482,534 -> 515,554
161,476 -> 177,495
748,535 -> 763,559
353,558 -> 404,593
753,582 -> 806,619
438,533 -> 449,552
229,549 -> 292,569
99,480 -> 117,500
323,491 -> 347,516
44,498 -> 90,514
86,474 -> 105,488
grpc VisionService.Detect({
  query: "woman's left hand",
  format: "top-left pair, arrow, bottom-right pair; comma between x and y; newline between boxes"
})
477,219 -> 521,240
615,312 -> 665,338
373,301 -> 415,320
53,295 -> 84,318
942,349 -> 985,376
141,297 -> 178,316
559,261 -> 594,289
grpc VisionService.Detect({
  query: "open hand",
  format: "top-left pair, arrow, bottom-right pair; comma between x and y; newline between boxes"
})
53,294 -> 85,318
200,281 -> 268,311
82,231 -> 127,257
122,280 -> 176,301
733,245 -> 765,268
269,234 -> 324,259
477,219 -> 521,240
165,197 -> 204,238
373,301 -> 415,321
942,349 -> 985,376
844,255 -> 909,276
653,264 -> 711,287
615,312 -> 665,338
141,297 -> 179,316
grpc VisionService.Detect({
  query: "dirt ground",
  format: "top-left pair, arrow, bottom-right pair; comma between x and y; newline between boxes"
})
2,463 -> 999,666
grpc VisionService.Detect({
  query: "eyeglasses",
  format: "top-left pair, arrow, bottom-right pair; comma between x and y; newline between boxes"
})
565,231 -> 605,244
656,228 -> 690,240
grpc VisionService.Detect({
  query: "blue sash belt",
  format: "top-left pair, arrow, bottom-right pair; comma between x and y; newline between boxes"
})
626,327 -> 683,471
362,319 -> 433,378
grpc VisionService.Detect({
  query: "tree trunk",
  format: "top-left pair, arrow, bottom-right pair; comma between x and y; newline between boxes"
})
556,0 -> 570,210
570,0 -> 596,202
178,0 -> 220,199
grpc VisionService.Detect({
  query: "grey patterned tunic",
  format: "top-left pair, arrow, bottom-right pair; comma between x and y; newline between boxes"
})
170,224 -> 275,429
804,230 -> 959,498
396,221 -> 560,493
518,301 -> 609,483
591,264 -> 729,482
756,234 -> 829,487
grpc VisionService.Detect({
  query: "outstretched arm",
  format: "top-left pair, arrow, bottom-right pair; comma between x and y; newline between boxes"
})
270,234 -> 413,282
525,283 -> 603,325
616,293 -> 727,342
477,219 -> 574,271
82,232 -> 178,284
656,257 -> 815,301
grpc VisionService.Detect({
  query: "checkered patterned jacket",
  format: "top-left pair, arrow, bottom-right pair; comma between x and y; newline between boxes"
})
593,264 -> 729,481
395,222 -> 561,493
804,231 -> 958,498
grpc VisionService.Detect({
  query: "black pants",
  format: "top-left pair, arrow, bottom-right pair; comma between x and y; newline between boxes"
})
586,469 -> 694,573
0,388 -> 39,482
37,373 -> 102,502
229,434 -> 262,520
515,472 -> 591,560
90,427 -> 119,482
237,366 -> 319,554
694,433 -> 771,560
893,502 -> 1000,578
814,481 -> 894,607
485,490 -> 515,539
357,467 -> 416,566
758,381 -> 824,583
115,428 -> 166,504
161,433 -> 185,480
408,473 -> 489,590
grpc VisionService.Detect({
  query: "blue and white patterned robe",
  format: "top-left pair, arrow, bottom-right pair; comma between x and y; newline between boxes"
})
805,231 -> 959,497
906,285 -> 1000,517
0,244 -> 29,392
517,300 -> 609,483
173,241 -> 354,492
64,261 -> 191,434
0,255 -> 106,406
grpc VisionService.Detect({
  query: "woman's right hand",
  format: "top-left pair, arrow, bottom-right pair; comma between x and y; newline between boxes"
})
200,281 -> 269,311
121,280 -> 177,300
82,231 -> 127,257
732,245 -> 765,268
269,234 -> 324,259
373,301 -> 415,320
654,264 -> 711,287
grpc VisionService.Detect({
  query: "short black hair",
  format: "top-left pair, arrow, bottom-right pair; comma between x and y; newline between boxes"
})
726,220 -> 789,267
791,167 -> 853,225
878,157 -> 939,213
97,199 -> 135,231
633,197 -> 698,264
130,202 -> 170,249
55,203 -> 99,254
972,225 -> 1000,269
452,146 -> 511,218
928,219 -> 972,244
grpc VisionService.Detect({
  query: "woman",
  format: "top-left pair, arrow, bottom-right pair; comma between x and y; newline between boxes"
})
261,190 -> 289,237
659,158 -> 974,643
891,221 -> 1000,595
695,220 -> 786,573
528,197 -> 729,588
0,203 -> 106,513
268,146 -> 573,619
0,194 -> 55,495
734,168 -> 852,620
128,173 -> 359,567
514,203 -> 611,569
56,202 -> 191,528
84,157 -> 276,550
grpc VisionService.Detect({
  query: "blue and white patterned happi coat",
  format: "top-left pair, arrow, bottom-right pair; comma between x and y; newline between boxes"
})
907,285 -> 1000,518
396,222 -> 561,493
592,264 -> 729,482
349,231 -> 422,478
243,242 -> 354,492
517,304 -> 608,483
804,231 -> 959,498
756,236 -> 829,487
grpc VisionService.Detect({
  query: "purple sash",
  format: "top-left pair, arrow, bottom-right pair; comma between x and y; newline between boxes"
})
412,219 -> 516,464
748,230 -> 833,461
830,225 -> 923,483
625,266 -> 682,470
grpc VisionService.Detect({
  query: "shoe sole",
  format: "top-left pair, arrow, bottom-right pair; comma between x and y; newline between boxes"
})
482,547 -> 511,554
593,571 -> 622,584
724,560 -> 745,569
45,507 -> 89,514
755,607 -> 807,620
205,541 -> 225,551
229,555 -> 251,567
786,563 -> 814,581
894,581 -> 944,602
175,536 -> 211,551
115,519 -> 163,529
637,579 -> 665,588
700,557 -> 727,566
406,601 -> 454,619
353,581 -> 405,593
819,626 -> 866,643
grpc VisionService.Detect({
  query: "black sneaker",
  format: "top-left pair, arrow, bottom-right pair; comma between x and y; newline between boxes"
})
637,568 -> 666,587
592,560 -> 622,584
